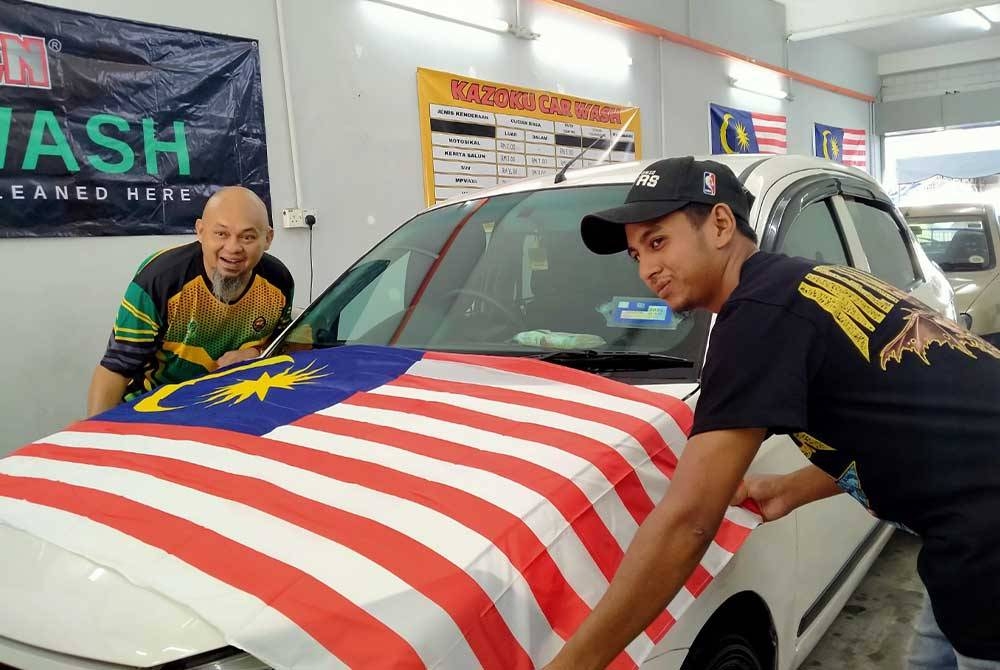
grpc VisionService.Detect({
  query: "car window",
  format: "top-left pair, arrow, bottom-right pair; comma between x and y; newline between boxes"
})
906,215 -> 994,272
777,199 -> 849,265
339,253 -> 410,340
845,199 -> 917,289
275,185 -> 711,368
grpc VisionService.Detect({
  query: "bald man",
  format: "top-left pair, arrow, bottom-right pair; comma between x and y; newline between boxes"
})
87,187 -> 294,416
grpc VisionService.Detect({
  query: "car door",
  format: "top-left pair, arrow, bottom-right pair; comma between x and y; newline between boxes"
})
758,175 -> 883,641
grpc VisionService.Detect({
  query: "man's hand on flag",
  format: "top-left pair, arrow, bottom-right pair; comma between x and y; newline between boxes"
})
730,473 -> 793,522
215,346 -> 261,370
732,465 -> 844,523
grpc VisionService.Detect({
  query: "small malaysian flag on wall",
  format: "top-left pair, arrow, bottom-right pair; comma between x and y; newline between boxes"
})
814,122 -> 868,171
710,103 -> 787,155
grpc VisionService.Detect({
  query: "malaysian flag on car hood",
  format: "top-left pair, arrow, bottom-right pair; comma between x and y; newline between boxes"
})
0,345 -> 760,669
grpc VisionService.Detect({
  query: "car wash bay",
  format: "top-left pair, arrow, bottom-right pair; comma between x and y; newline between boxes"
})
2,1 -> 1000,669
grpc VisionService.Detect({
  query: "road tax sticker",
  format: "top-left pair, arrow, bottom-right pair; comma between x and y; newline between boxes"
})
608,297 -> 676,329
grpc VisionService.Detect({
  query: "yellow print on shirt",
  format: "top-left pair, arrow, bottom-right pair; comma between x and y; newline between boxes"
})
792,432 -> 836,459
797,265 -> 901,362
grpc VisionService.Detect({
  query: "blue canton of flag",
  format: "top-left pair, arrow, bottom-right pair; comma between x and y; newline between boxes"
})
99,345 -> 426,435
814,123 -> 846,163
710,103 -> 760,154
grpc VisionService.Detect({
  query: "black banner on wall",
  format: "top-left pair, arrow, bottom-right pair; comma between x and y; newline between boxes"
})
0,0 -> 270,237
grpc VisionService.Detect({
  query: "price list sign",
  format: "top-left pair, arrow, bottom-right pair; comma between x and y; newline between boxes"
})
417,68 -> 642,205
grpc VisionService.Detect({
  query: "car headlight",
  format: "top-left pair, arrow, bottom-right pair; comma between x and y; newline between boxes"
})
929,271 -> 958,323
160,648 -> 270,670
960,312 -> 973,330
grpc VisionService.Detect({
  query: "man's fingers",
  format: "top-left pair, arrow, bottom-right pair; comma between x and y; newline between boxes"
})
216,348 -> 260,369
730,480 -> 749,506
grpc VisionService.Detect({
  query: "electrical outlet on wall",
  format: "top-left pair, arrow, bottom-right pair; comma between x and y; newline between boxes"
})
281,208 -> 317,229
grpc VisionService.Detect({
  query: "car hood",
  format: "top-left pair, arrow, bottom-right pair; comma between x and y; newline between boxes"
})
0,346 -> 719,669
0,523 -> 225,667
946,271 -> 997,313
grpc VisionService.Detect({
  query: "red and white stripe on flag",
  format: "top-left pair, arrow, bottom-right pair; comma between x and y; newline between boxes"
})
752,112 -> 787,155
0,351 -> 761,669
842,127 -> 867,169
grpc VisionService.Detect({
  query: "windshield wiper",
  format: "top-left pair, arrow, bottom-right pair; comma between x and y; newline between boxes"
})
530,350 -> 694,371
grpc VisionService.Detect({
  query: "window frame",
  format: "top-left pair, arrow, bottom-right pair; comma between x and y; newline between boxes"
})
762,174 -> 924,291
840,188 -> 925,291
761,176 -> 854,267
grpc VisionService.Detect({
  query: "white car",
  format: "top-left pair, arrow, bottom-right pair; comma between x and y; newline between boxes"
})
0,155 -> 953,670
902,201 -> 1000,346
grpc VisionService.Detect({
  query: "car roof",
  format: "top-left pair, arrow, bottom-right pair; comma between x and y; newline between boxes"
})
901,202 -> 994,218
426,154 -> 881,212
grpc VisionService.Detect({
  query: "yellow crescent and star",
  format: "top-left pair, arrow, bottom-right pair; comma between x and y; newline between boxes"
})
719,112 -> 752,154
821,129 -> 841,160
134,355 -> 330,413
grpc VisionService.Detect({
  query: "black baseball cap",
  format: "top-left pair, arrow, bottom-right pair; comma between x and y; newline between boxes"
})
580,156 -> 754,255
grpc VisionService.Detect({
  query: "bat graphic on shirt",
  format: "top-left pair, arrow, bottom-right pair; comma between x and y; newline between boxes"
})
879,307 -> 1000,370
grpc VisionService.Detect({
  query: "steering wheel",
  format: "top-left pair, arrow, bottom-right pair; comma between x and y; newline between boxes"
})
441,288 -> 525,328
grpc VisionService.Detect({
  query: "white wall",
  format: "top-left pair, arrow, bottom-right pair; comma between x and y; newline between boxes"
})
788,36 -> 881,176
877,59 -> 1000,134
0,0 -> 297,450
876,42 -> 1000,134
283,0 -> 878,289
882,57 -> 1000,102
279,0 -> 664,294
2,0 -> 878,453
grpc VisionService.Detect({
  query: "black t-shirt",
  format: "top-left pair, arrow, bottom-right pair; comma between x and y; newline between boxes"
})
691,251 -> 1000,659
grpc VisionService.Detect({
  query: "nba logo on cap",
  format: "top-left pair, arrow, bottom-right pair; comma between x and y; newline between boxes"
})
703,171 -> 717,196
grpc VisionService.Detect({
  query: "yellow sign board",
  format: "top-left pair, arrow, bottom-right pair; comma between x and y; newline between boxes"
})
417,67 -> 642,206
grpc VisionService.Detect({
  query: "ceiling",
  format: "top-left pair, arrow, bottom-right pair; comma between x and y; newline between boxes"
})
837,8 -> 1000,54
773,1 -> 1000,73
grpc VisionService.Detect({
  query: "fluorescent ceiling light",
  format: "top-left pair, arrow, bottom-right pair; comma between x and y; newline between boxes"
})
976,3 -> 1000,22
958,8 -> 992,30
730,77 -> 788,100
365,0 -> 510,34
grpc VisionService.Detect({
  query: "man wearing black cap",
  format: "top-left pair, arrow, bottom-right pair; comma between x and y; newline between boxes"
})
543,157 -> 1000,670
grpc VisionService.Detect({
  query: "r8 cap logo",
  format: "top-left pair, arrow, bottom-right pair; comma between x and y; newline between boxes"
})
635,169 -> 659,188
703,171 -> 717,196
0,32 -> 51,89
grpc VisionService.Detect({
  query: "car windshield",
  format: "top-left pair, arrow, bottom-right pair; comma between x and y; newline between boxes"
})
272,185 -> 709,378
907,215 -> 993,272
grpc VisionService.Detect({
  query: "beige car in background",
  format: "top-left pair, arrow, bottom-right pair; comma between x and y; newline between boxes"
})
903,202 -> 1000,346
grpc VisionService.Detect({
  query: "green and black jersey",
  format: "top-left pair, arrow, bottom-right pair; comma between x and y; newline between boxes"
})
101,242 -> 294,400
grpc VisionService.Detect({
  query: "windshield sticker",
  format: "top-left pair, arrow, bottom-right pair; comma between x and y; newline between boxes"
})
604,297 -> 677,330
527,245 -> 549,271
